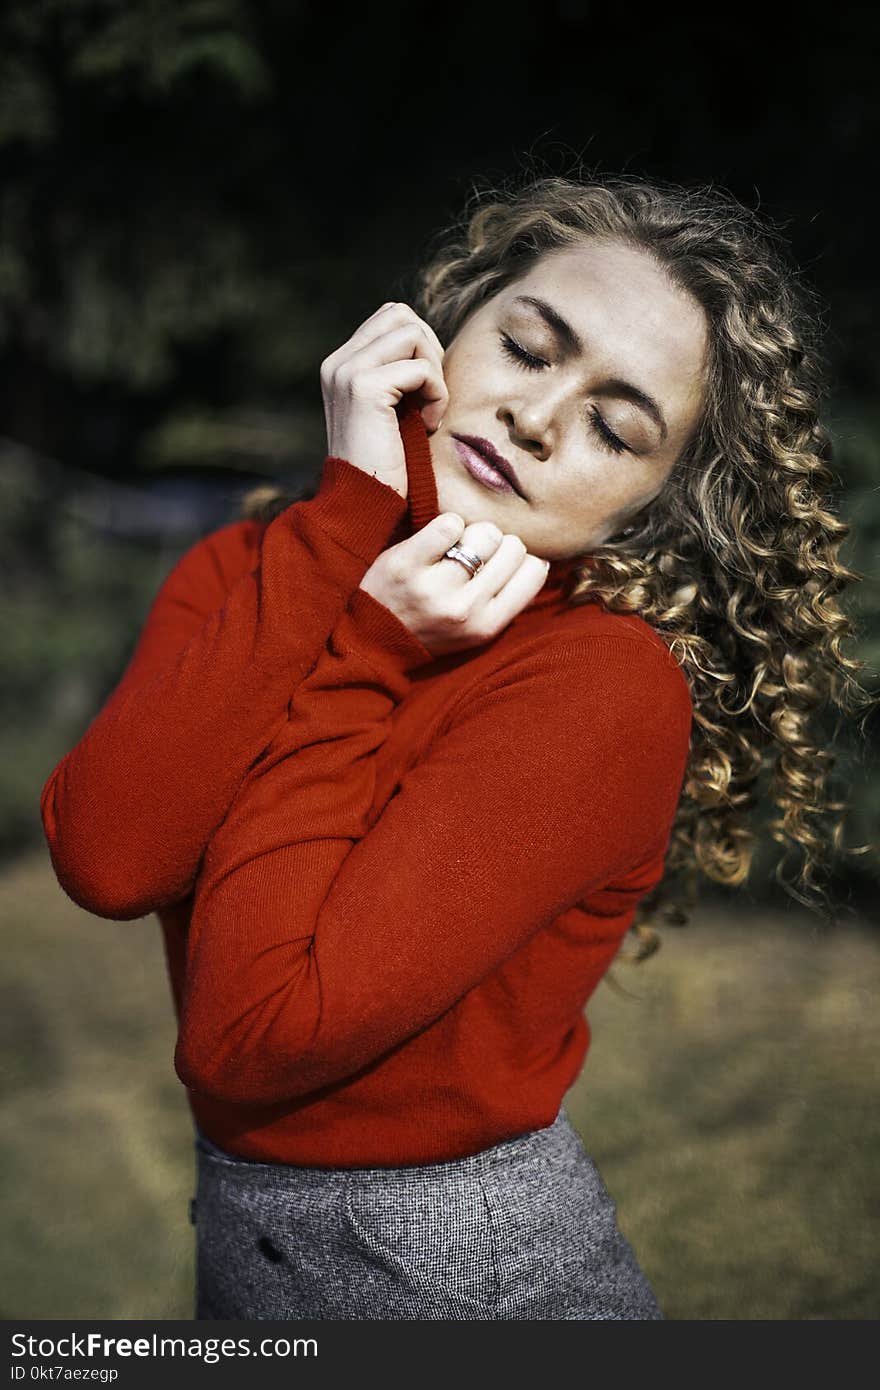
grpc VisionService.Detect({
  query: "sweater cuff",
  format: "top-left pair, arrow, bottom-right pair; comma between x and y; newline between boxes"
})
345,585 -> 436,674
305,456 -> 408,563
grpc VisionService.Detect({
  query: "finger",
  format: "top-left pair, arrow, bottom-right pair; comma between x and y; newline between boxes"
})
326,303 -> 412,363
424,520 -> 512,589
330,314 -> 447,428
397,511 -> 474,569
345,323 -> 443,391
412,313 -> 446,363
481,553 -> 551,627
336,325 -> 444,417
429,521 -> 511,586
375,302 -> 445,362
459,533 -> 533,600
340,303 -> 444,362
357,357 -> 448,418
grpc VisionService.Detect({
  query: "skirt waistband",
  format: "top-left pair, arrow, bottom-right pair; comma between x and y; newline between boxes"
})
194,1105 -> 576,1187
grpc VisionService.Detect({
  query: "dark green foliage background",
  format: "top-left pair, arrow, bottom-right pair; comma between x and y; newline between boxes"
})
5,0 -> 878,891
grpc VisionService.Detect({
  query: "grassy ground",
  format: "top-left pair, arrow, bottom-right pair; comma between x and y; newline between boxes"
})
1,848 -> 877,1320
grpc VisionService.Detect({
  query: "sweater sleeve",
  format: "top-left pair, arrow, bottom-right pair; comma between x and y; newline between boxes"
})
39,456 -> 409,921
174,614 -> 692,1107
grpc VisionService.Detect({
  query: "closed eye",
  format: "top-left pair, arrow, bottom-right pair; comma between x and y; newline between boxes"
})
499,332 -> 546,372
498,332 -> 630,457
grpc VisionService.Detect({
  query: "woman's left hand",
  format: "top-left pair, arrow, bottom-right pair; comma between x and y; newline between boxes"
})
359,512 -> 550,657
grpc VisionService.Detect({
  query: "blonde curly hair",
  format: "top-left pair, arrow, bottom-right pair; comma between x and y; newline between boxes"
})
241,171 -> 878,964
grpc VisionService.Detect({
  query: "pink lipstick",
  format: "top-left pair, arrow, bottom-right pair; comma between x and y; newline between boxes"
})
452,437 -> 524,497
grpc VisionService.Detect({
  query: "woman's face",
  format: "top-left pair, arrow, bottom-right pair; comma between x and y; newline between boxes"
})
430,237 -> 709,560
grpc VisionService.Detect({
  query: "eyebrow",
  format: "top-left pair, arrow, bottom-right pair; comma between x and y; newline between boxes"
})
511,294 -> 669,443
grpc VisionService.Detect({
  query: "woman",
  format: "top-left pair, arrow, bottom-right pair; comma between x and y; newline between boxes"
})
41,173 -> 875,1321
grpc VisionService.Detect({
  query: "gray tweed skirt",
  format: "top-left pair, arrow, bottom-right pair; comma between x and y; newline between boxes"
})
190,1104 -> 663,1320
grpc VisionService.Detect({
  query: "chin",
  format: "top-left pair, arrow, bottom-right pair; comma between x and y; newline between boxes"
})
433,471 -> 474,522
441,484 -> 505,531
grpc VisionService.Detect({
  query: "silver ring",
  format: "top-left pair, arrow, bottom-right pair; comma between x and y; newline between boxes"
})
442,543 -> 484,578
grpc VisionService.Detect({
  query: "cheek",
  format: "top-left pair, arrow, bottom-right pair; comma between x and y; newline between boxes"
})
557,464 -> 627,515
444,341 -> 502,399
546,470 -> 646,542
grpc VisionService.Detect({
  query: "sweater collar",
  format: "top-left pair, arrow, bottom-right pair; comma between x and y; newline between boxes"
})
395,396 -> 586,609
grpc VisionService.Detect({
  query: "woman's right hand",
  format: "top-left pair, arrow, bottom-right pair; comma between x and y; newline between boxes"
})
359,514 -> 551,657
320,302 -> 448,501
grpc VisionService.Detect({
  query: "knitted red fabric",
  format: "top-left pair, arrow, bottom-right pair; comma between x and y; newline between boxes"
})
41,397 -> 693,1165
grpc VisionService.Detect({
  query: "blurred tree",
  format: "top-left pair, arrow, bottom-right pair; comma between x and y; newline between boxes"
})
1,0 -> 878,480
0,0 -> 332,476
1,0 -> 877,888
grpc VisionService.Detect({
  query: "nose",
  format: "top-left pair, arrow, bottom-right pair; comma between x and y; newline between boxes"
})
500,400 -> 554,460
501,378 -> 572,459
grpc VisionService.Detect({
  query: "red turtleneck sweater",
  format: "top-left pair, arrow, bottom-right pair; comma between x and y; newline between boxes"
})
40,398 -> 692,1166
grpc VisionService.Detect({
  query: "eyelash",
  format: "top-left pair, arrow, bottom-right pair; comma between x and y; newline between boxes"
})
498,332 -> 629,456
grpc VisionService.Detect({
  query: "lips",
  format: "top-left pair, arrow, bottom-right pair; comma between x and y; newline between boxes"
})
452,435 -> 525,497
